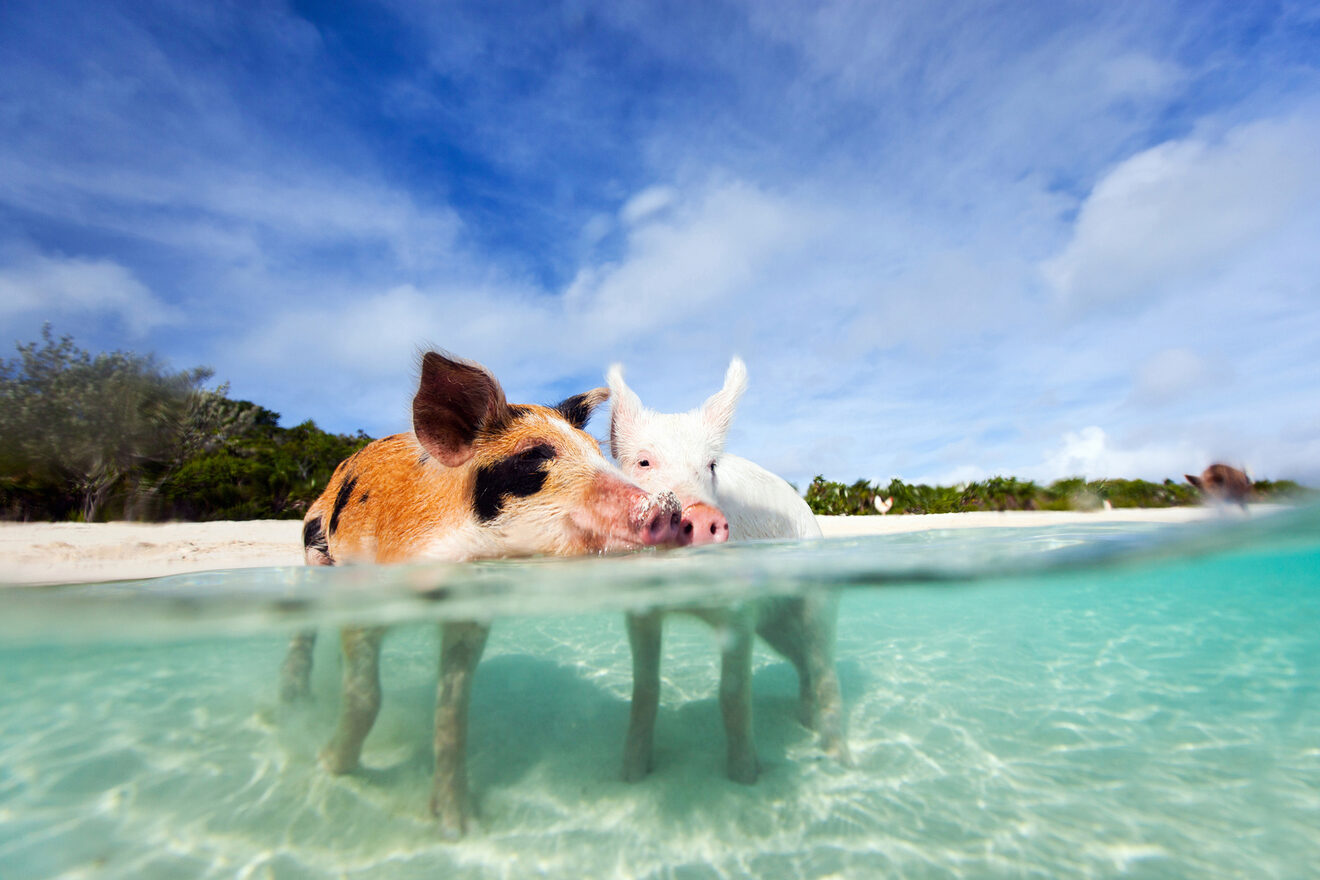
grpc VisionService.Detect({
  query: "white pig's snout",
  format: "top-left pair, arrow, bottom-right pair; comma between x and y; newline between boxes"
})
679,501 -> 729,546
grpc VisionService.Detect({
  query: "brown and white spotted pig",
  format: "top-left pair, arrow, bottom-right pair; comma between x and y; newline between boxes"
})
278,351 -> 683,837
1186,463 -> 1254,509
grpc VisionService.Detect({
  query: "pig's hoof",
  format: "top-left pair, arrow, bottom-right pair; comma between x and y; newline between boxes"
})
430,795 -> 468,839
822,736 -> 854,768
622,739 -> 654,782
318,744 -> 358,776
436,817 -> 466,841
622,758 -> 652,783
728,754 -> 759,785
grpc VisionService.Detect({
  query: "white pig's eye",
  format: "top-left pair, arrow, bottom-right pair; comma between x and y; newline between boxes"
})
638,459 -> 650,468
709,461 -> 717,475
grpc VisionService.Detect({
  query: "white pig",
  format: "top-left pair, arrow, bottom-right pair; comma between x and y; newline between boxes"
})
607,357 -> 850,784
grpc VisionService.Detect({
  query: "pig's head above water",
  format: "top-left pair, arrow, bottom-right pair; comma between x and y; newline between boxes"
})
606,358 -> 746,546
411,351 -> 683,556
1185,463 -> 1253,508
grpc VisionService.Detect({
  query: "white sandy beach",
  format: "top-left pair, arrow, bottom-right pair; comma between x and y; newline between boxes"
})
0,507 -> 1240,586
816,506 -> 1227,536
0,520 -> 306,586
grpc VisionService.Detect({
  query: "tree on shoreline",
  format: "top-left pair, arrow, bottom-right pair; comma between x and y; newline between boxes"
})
0,328 -> 369,522
0,326 -> 235,521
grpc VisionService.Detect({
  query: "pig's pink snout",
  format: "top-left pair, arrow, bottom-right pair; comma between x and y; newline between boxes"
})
680,502 -> 729,546
641,491 -> 683,546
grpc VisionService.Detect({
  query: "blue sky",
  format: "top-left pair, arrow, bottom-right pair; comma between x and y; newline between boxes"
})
2,0 -> 1319,486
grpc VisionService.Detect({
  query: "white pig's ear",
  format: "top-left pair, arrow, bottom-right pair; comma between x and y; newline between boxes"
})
701,356 -> 748,443
606,363 -> 643,456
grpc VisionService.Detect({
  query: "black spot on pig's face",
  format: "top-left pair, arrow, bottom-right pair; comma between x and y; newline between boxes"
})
473,444 -> 558,522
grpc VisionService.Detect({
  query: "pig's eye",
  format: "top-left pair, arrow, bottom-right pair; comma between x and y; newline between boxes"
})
513,441 -> 557,461
708,461 -> 717,476
638,459 -> 650,468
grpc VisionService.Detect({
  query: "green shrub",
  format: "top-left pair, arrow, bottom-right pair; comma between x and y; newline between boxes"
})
1253,479 -> 1314,501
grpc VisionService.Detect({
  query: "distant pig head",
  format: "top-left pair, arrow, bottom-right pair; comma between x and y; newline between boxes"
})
1186,463 -> 1253,508
606,358 -> 745,545
415,352 -> 682,555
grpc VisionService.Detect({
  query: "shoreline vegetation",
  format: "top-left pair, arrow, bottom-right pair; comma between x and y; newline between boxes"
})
1,328 -> 1312,524
802,474 -> 1308,516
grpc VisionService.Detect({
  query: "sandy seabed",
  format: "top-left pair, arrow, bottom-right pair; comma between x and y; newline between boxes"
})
0,507 -> 1231,586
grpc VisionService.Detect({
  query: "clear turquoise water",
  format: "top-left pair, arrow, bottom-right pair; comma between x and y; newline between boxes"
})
1,509 -> 1317,879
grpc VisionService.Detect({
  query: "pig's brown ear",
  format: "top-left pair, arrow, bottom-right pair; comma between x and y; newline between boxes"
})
553,387 -> 609,429
413,351 -> 509,467
1185,474 -> 1203,489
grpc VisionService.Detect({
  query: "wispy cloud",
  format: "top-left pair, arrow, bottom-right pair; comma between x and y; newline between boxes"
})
0,251 -> 177,337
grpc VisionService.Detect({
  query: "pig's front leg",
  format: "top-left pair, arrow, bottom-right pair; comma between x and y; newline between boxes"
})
431,619 -> 490,837
278,628 -> 317,703
802,591 -> 851,765
716,606 -> 758,784
321,625 -> 386,774
623,610 -> 663,782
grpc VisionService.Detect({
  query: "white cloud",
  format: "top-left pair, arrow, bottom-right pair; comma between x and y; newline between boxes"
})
620,185 -> 677,226
564,180 -> 815,341
580,213 -> 613,247
1131,347 -> 1219,404
0,252 -> 176,336
1,155 -> 464,273
1028,426 -> 1207,482
227,179 -> 819,422
921,463 -> 990,488
1042,113 -> 1320,307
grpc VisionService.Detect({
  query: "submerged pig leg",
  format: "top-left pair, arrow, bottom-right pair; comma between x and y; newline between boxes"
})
713,606 -> 758,784
623,610 -> 664,782
321,625 -> 386,774
802,591 -> 851,765
283,517 -> 334,703
431,619 -> 491,837
278,629 -> 318,703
